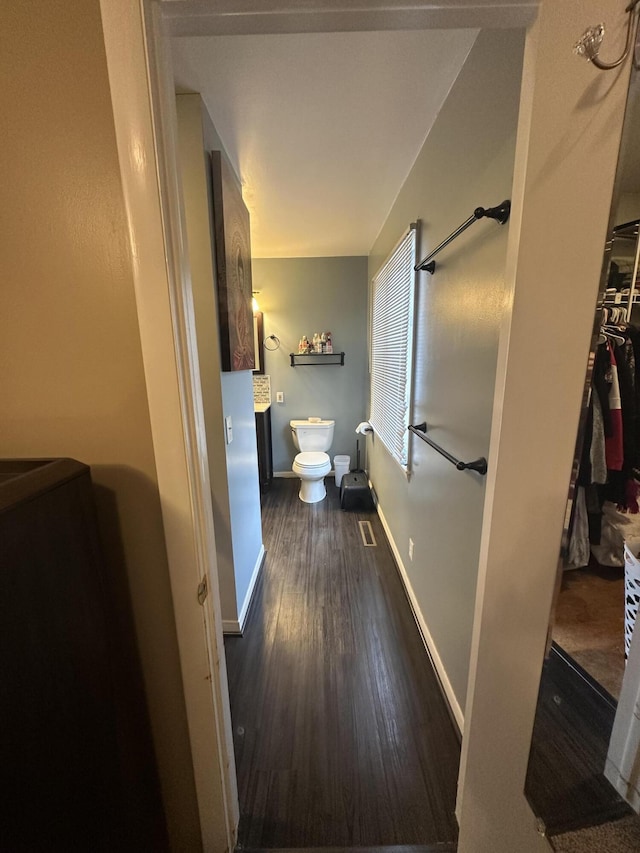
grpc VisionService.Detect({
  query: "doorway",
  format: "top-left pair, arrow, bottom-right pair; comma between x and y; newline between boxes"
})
101,2 -> 636,851
525,54 -> 640,849
171,29 -> 469,848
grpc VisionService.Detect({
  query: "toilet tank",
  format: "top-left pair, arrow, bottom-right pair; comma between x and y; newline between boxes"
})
290,419 -> 335,451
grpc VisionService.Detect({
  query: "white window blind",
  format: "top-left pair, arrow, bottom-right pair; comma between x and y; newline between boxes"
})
369,224 -> 418,472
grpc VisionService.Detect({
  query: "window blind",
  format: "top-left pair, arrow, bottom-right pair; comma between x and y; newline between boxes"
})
369,224 -> 418,471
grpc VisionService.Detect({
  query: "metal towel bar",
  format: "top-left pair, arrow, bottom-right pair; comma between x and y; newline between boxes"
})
414,200 -> 511,274
408,422 -> 487,475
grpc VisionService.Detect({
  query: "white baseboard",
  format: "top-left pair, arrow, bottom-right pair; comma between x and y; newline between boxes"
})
376,504 -> 464,734
223,545 -> 265,635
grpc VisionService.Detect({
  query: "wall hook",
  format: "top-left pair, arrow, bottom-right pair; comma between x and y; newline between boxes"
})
574,0 -> 640,70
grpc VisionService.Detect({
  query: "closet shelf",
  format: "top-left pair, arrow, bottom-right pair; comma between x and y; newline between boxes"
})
604,293 -> 640,304
290,352 -> 345,367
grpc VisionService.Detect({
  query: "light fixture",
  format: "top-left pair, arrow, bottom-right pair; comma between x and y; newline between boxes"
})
252,291 -> 260,313
574,0 -> 640,70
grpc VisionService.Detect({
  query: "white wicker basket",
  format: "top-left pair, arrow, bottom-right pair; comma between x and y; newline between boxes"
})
623,537 -> 640,658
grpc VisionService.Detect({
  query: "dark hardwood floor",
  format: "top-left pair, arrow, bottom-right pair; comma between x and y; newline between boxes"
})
225,478 -> 460,850
525,643 -> 632,836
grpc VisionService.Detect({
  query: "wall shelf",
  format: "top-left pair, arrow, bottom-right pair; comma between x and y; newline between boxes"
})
290,352 -> 345,367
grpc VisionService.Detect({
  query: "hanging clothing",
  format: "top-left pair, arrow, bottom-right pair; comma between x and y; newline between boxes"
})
590,392 -> 608,484
605,342 -> 624,472
568,486 -> 590,568
568,324 -> 640,570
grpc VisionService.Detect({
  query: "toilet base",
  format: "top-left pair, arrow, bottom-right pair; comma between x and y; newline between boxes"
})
298,477 -> 327,503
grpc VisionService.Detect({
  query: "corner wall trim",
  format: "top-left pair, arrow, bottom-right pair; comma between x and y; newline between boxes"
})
224,545 -> 266,636
376,504 -> 464,734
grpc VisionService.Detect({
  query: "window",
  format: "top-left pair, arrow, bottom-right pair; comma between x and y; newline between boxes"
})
369,222 -> 419,472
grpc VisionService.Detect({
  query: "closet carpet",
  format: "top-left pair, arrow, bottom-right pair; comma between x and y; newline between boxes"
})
552,815 -> 640,853
224,478 -> 460,850
553,560 -> 625,699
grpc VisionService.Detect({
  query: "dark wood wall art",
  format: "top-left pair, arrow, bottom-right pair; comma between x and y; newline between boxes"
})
210,150 -> 255,372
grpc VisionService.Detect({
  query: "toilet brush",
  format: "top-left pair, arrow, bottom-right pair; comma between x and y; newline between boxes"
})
353,438 -> 364,473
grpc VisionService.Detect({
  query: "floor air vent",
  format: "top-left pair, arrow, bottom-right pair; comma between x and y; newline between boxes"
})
359,520 -> 377,547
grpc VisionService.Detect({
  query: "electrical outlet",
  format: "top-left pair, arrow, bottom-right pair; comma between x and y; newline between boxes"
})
276,391 -> 284,403
409,538 -> 414,561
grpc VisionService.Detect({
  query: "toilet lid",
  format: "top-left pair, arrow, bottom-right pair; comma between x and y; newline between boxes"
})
295,451 -> 329,468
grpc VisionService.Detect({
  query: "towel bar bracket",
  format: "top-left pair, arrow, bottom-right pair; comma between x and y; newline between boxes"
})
475,200 -> 511,225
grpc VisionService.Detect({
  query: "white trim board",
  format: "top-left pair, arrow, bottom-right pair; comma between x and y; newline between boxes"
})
100,2 -> 239,849
164,0 -> 537,37
223,545 -> 265,635
376,504 -> 464,734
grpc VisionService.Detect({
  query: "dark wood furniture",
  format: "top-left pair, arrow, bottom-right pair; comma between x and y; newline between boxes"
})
255,407 -> 273,492
0,458 -> 122,851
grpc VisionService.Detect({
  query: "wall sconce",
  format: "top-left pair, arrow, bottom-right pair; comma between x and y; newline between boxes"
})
252,290 -> 260,313
574,0 -> 639,70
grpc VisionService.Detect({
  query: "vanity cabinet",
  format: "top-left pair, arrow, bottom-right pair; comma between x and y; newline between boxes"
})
255,406 -> 273,492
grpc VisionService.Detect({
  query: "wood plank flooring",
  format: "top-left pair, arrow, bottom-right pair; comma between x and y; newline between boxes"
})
525,644 -> 632,836
225,478 -> 460,850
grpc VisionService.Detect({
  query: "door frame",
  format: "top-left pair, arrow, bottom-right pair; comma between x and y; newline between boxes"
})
100,2 -> 238,849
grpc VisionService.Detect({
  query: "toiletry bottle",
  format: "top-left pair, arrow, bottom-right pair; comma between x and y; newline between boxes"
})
301,335 -> 308,353
321,332 -> 327,353
326,332 -> 333,354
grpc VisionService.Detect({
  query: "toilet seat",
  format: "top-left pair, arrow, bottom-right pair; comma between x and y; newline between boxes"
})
294,451 -> 330,469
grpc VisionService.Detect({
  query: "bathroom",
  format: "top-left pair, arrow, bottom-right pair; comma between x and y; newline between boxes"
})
252,256 -> 369,488
173,25 -> 522,826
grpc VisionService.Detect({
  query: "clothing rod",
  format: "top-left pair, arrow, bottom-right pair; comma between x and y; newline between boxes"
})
414,199 -> 511,273
408,422 -> 488,475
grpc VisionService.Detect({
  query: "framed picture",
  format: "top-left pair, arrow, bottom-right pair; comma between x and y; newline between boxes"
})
210,150 -> 255,372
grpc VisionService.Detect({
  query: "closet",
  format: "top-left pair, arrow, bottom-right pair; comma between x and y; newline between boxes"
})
556,217 -> 640,700
524,60 -> 640,841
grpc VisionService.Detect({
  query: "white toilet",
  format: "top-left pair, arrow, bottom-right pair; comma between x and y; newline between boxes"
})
290,418 -> 335,503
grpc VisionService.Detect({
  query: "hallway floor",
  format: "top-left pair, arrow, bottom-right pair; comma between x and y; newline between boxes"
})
224,478 -> 460,850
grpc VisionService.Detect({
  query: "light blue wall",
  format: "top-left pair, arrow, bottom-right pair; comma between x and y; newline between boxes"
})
252,257 -> 369,473
176,93 -> 263,629
199,104 -> 263,627
221,371 -> 263,617
367,29 -> 525,716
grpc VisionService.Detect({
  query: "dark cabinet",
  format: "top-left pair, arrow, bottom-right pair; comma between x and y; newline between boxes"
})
255,407 -> 273,492
0,458 -> 123,850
